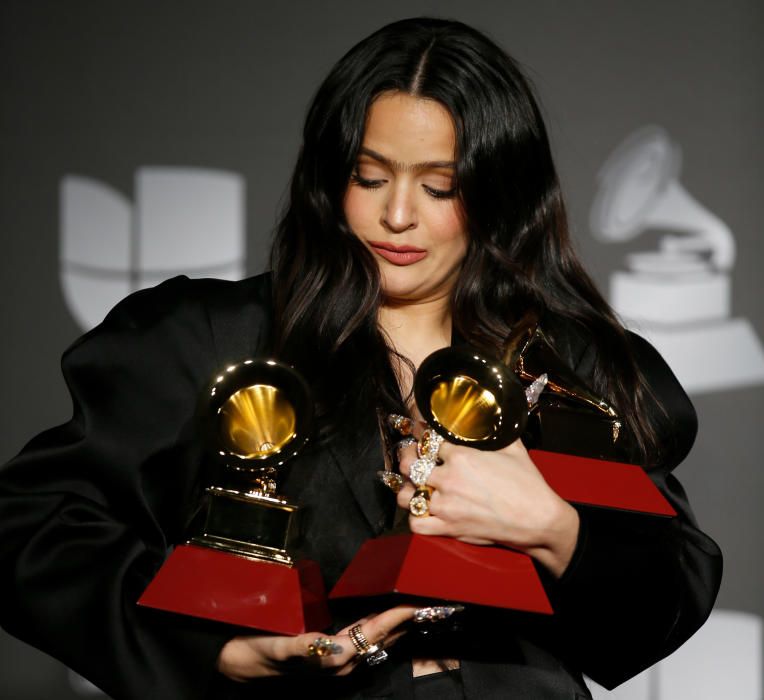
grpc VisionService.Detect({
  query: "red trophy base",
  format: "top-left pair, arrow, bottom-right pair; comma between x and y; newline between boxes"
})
138,544 -> 332,635
331,451 -> 675,613
528,449 -> 676,516
330,533 -> 553,614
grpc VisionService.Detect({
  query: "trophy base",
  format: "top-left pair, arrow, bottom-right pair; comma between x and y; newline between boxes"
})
138,543 -> 331,634
529,449 -> 676,516
329,533 -> 552,614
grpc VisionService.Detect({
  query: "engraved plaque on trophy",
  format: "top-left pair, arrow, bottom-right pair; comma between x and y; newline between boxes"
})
138,358 -> 331,635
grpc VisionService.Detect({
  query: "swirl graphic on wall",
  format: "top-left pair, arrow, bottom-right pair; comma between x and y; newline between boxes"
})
590,126 -> 764,395
60,166 -> 246,331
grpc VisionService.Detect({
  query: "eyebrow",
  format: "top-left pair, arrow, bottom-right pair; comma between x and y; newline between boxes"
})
358,147 -> 456,173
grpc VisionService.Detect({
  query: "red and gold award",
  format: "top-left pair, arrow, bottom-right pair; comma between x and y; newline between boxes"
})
138,358 -> 331,635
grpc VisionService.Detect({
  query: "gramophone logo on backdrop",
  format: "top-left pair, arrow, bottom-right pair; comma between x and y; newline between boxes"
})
590,126 -> 764,395
60,166 -> 246,331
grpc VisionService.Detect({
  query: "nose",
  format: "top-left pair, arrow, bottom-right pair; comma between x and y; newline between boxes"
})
382,182 -> 417,233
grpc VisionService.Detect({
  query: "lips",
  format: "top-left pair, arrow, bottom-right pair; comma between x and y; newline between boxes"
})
369,241 -> 427,266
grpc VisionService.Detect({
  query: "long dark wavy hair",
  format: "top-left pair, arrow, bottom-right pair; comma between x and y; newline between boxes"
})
271,17 -> 663,462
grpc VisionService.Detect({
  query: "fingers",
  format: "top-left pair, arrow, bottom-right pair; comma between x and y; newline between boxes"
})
396,481 -> 416,509
330,605 -> 417,675
362,604 -> 418,640
336,614 -> 375,637
397,423 -> 426,478
222,609 -> 419,680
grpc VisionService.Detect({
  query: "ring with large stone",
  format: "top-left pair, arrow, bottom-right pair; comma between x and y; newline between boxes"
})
307,637 -> 342,657
362,643 -> 389,666
349,624 -> 389,665
377,470 -> 405,493
409,457 -> 436,488
409,486 -> 433,517
417,429 -> 444,462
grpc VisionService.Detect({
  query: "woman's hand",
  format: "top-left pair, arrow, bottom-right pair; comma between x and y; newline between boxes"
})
217,605 -> 417,681
396,435 -> 580,578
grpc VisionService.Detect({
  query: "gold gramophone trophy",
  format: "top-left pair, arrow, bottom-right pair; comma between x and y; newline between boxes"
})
331,317 -> 675,612
138,358 -> 331,635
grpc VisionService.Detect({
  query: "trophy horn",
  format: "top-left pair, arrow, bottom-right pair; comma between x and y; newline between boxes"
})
414,345 -> 530,451
209,358 -> 313,492
192,357 -> 314,564
414,316 -> 622,452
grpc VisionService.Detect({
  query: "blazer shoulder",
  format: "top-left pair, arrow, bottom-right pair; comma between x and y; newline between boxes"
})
66,272 -> 274,376
181,272 -> 275,364
100,271 -> 270,321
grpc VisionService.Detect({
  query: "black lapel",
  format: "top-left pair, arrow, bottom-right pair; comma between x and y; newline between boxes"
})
325,411 -> 392,535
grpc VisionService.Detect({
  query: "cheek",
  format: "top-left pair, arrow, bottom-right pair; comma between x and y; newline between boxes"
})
343,188 -> 375,234
429,204 -> 468,258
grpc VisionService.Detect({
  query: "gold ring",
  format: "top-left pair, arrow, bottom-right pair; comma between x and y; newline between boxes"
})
348,625 -> 389,665
307,637 -> 342,657
418,429 -> 444,462
348,624 -> 370,655
377,470 -> 405,493
409,486 -> 432,517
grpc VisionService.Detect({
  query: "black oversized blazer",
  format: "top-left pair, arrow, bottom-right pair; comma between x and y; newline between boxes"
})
0,273 -> 722,700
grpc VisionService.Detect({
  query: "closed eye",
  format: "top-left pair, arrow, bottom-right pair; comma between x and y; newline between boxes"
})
351,169 -> 457,199
423,184 -> 457,200
351,171 -> 385,189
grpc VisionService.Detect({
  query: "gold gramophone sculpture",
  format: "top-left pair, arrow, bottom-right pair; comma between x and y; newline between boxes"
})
331,317 -> 675,612
415,316 -> 623,456
138,358 -> 331,635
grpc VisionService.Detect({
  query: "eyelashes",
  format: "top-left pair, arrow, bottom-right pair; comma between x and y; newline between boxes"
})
350,171 -> 457,200
423,184 -> 458,200
350,172 -> 384,189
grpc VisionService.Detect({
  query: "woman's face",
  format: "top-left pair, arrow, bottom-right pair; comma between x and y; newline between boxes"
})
344,91 -> 468,304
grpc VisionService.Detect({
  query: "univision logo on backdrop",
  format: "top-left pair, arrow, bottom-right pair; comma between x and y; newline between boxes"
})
60,166 -> 246,331
590,126 -> 764,396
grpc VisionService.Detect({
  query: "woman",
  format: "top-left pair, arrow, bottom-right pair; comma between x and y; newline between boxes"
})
0,17 -> 721,700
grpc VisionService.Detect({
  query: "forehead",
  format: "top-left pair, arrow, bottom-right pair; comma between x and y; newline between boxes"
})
361,92 -> 456,168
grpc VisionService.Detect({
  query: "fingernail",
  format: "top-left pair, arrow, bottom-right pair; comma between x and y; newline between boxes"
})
388,414 -> 414,436
394,436 -> 417,457
377,470 -> 405,493
413,605 -> 465,623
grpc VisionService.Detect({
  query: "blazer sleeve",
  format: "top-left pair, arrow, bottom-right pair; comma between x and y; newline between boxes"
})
548,331 -> 723,689
0,276 -> 236,700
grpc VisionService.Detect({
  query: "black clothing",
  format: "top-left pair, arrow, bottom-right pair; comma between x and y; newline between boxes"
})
0,273 -> 722,699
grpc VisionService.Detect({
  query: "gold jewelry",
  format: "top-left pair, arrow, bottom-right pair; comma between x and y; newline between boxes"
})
348,624 -> 370,654
409,486 -> 432,517
307,637 -> 342,656
409,457 -> 435,488
348,624 -> 389,665
376,470 -> 405,493
388,414 -> 414,436
417,429 -> 444,462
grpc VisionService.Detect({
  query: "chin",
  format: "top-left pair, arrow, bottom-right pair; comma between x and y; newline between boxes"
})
379,265 -> 457,303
